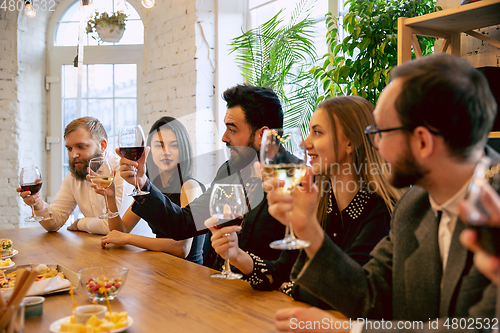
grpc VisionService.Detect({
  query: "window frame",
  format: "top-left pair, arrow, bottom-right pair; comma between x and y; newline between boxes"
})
46,0 -> 143,208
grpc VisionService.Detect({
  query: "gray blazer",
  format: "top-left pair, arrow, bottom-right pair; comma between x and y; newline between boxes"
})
291,186 -> 496,332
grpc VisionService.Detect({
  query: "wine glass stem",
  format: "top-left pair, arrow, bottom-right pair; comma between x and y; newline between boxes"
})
103,192 -> 110,215
495,268 -> 500,333
287,217 -> 298,241
283,188 -> 296,241
133,166 -> 139,192
223,251 -> 232,275
30,205 -> 36,219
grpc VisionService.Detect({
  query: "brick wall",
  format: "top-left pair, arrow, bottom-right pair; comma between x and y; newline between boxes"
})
0,9 -> 22,228
0,0 -> 217,228
141,0 -> 217,186
0,7 -> 53,228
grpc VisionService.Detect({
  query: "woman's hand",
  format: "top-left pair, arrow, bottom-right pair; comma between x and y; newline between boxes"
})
264,167 -> 319,234
101,230 -> 130,248
265,167 -> 325,257
204,216 -> 242,261
275,307 -> 349,332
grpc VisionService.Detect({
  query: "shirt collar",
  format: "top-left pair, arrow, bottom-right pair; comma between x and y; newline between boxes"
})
428,178 -> 471,219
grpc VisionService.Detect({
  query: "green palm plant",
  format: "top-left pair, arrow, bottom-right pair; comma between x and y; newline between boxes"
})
229,0 -> 319,134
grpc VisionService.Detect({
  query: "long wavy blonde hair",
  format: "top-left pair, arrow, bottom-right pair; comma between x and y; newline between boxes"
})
315,96 -> 400,227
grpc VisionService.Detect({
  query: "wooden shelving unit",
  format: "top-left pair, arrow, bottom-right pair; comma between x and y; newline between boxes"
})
397,0 -> 500,64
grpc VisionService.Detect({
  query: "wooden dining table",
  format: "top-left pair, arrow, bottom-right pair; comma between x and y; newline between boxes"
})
1,227 -> 311,332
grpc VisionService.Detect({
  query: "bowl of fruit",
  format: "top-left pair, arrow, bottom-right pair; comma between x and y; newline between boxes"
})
78,267 -> 128,301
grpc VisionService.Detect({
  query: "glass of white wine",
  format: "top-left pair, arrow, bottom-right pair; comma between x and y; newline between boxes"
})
260,128 -> 309,250
89,157 -> 119,220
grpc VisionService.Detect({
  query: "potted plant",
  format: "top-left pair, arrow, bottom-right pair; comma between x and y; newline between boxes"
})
229,0 -> 319,134
85,10 -> 128,43
312,0 -> 441,105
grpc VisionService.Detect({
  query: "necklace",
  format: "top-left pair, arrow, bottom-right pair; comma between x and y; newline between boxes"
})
326,190 -> 333,214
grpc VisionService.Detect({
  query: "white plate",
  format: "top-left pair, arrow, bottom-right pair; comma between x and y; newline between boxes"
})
0,260 -> 15,270
49,315 -> 133,333
1,249 -> 18,259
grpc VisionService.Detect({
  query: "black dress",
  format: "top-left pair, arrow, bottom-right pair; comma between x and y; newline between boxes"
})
150,173 -> 207,265
242,187 -> 391,309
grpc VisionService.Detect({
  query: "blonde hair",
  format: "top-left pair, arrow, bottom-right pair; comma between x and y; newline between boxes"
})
64,117 -> 107,144
315,96 -> 400,227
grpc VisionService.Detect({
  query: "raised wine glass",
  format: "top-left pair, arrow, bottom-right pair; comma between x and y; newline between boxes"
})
210,183 -> 248,280
118,125 -> 149,196
464,156 -> 500,332
89,157 -> 119,219
260,127 -> 309,250
20,166 -> 44,222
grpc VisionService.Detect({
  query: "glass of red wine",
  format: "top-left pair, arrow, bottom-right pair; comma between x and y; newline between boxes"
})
209,183 -> 247,280
464,156 -> 500,328
20,166 -> 44,222
118,125 -> 149,196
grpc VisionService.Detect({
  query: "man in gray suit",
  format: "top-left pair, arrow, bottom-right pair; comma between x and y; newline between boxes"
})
266,53 -> 498,332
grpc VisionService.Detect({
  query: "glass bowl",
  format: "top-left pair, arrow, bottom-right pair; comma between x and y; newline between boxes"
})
78,267 -> 128,301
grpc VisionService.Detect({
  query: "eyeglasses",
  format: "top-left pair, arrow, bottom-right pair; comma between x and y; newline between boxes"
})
364,125 -> 441,149
364,125 -> 410,149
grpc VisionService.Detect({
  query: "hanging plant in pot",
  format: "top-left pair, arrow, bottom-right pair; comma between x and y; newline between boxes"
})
85,11 -> 128,43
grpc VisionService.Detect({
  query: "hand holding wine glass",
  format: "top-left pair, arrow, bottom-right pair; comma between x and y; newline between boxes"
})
260,128 -> 309,250
89,157 -> 119,220
209,183 -> 248,280
461,156 -> 500,328
19,166 -> 44,222
118,125 -> 149,196
205,215 -> 242,262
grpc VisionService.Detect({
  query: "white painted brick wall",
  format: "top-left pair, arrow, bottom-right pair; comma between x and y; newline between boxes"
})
0,6 -> 54,229
0,9 -> 22,229
1,0 -> 217,228
142,0 -> 217,185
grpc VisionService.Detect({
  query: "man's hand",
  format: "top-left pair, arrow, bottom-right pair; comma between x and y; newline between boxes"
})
16,187 -> 43,210
87,173 -> 116,198
275,307 -> 349,332
204,216 -> 242,261
459,183 -> 500,285
116,146 -> 150,189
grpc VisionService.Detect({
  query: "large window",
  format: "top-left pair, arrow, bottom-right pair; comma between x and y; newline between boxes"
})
61,64 -> 137,176
47,0 -> 143,222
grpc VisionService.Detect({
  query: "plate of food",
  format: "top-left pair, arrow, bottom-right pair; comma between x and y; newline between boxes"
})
0,264 -> 78,298
0,258 -> 15,270
1,239 -> 17,259
49,313 -> 133,333
1,249 -> 19,260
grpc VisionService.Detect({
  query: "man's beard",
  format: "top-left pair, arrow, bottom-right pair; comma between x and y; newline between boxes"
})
69,149 -> 104,181
389,141 -> 429,188
227,132 -> 259,169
